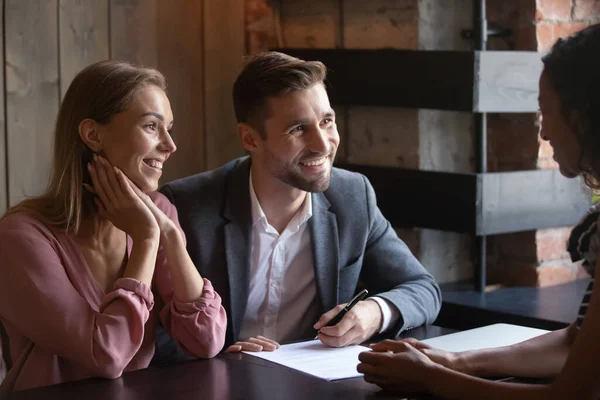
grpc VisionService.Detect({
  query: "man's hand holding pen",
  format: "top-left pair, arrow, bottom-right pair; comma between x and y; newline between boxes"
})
313,289 -> 384,348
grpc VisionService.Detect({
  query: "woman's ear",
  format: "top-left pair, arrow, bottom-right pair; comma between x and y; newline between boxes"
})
237,122 -> 262,153
78,118 -> 102,152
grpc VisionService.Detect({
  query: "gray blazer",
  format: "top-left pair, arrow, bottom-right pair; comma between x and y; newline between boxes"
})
154,157 -> 441,362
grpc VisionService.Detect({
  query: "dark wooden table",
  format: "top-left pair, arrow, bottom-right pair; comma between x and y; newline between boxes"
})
5,326 -> 453,400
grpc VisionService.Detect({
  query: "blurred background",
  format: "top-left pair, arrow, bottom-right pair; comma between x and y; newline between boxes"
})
1,0 -> 598,296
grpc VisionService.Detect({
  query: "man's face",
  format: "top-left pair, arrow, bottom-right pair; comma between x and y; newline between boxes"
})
251,83 -> 340,193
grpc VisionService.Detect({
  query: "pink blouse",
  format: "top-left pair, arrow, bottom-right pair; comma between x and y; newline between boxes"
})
0,192 -> 227,392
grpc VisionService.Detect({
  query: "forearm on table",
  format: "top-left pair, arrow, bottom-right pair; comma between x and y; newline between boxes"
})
456,325 -> 575,378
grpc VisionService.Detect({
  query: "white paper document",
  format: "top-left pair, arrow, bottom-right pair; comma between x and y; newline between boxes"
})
421,323 -> 550,353
243,340 -> 369,381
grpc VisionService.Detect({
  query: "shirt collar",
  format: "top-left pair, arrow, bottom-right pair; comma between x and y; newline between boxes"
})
249,169 -> 313,231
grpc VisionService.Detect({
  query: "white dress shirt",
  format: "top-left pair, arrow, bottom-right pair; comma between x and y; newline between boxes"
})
239,173 -> 399,343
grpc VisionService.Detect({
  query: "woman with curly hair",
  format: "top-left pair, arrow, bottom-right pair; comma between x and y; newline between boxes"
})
358,23 -> 600,400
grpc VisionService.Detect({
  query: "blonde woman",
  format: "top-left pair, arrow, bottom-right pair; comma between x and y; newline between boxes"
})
0,61 -> 226,392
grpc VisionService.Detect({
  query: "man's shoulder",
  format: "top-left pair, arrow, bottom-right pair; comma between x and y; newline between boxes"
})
326,166 -> 369,203
161,157 -> 248,197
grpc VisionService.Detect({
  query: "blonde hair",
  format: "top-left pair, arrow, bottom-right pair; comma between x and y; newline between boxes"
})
2,60 -> 166,234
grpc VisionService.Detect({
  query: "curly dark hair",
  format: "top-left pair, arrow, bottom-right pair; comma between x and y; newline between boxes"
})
542,23 -> 600,189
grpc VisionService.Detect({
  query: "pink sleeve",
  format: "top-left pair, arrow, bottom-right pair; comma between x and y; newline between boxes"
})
0,216 -> 154,379
150,192 -> 227,358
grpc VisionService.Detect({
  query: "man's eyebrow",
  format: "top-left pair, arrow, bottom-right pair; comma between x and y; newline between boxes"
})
284,119 -> 310,130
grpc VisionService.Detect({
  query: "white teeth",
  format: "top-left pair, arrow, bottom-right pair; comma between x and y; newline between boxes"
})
145,160 -> 163,170
300,158 -> 327,167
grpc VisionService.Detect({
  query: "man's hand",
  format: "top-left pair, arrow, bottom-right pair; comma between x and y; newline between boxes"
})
313,300 -> 383,347
225,336 -> 280,353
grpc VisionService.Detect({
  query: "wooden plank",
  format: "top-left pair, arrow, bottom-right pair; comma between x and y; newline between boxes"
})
204,0 -> 245,170
337,165 -> 589,236
5,0 -> 59,205
110,0 -> 157,67
477,169 -> 590,235
474,51 -> 543,113
346,107 -> 419,168
0,0 -> 6,214
273,48 -> 475,110
337,164 -> 478,233
59,0 -> 109,99
343,0 -> 419,50
279,0 -> 339,48
154,1 -> 205,181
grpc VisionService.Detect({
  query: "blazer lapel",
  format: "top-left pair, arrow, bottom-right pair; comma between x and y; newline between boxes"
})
309,192 -> 340,313
223,158 -> 253,342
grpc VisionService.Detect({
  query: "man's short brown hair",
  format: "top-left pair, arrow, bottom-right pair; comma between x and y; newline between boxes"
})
232,51 -> 327,137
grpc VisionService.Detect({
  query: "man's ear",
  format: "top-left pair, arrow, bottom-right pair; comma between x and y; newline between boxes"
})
78,118 -> 102,152
237,122 -> 262,153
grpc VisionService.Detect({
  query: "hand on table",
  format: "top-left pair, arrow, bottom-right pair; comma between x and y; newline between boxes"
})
225,336 -> 280,353
358,340 -> 438,395
371,338 -> 460,371
313,300 -> 382,347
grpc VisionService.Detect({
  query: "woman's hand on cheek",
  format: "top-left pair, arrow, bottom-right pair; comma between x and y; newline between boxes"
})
117,171 -> 179,240
85,154 -> 159,241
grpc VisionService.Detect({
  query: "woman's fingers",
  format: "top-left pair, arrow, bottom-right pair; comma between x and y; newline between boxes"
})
90,155 -> 119,208
256,336 -> 280,349
248,337 -> 279,351
88,161 -> 111,211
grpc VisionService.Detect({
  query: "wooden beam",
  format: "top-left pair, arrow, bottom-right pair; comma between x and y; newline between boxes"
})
5,0 -> 59,205
0,0 -> 5,214
271,49 -> 542,113
59,0 -> 109,99
477,170 -> 589,235
336,164 -> 478,233
203,0 -> 245,170
337,164 -> 589,235
474,51 -> 542,113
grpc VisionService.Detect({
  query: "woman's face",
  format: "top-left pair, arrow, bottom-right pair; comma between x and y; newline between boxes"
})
97,85 -> 176,192
538,71 -> 582,178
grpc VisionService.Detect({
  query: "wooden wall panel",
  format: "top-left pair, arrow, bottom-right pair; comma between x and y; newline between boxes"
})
110,0 -> 158,67
59,0 -> 110,99
0,0 -> 6,214
344,0 -> 420,169
5,0 -> 59,205
155,1 -> 206,181
279,0 -> 340,48
204,0 -> 245,170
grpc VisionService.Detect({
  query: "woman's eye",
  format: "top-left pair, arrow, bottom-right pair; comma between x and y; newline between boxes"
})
146,122 -> 157,131
291,126 -> 304,133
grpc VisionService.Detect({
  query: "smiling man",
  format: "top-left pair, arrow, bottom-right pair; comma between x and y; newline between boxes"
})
154,52 -> 441,361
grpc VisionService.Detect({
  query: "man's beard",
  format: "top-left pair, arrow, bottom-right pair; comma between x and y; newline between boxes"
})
269,151 -> 336,193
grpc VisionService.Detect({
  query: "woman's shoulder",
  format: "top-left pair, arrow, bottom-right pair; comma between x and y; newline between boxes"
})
0,211 -> 52,235
567,205 -> 600,276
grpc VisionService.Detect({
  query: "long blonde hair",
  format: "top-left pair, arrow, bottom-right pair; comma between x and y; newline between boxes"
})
2,60 -> 166,234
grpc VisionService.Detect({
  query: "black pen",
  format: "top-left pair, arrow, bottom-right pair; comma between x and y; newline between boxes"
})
315,289 -> 369,339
